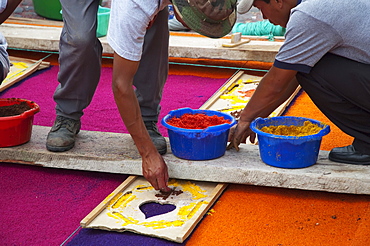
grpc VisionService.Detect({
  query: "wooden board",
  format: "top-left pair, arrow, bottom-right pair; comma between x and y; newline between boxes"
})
222,39 -> 251,48
201,71 -> 300,119
0,56 -> 50,92
81,176 -> 227,243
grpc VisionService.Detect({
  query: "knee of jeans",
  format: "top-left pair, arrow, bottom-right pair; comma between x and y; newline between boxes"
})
62,30 -> 97,48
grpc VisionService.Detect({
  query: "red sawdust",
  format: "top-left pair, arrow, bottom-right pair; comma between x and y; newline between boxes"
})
166,113 -> 230,129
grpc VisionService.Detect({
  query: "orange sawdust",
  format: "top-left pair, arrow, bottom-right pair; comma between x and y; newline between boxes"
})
169,63 -> 234,79
283,90 -> 353,151
187,185 -> 370,246
4,19 -> 63,28
185,75 -> 367,245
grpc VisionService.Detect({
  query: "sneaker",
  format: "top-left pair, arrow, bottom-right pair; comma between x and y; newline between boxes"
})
329,145 -> 370,165
144,121 -> 167,155
46,116 -> 81,152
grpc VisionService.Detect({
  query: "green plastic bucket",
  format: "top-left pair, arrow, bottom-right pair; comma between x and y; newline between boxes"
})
32,0 -> 62,20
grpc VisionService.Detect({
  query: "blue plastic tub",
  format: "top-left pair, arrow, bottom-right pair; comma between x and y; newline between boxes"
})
162,108 -> 236,160
250,116 -> 330,168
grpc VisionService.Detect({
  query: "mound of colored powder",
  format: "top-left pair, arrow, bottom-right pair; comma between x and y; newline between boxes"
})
261,121 -> 322,136
166,113 -> 231,129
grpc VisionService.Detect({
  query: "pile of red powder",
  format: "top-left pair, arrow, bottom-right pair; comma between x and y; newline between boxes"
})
166,113 -> 231,129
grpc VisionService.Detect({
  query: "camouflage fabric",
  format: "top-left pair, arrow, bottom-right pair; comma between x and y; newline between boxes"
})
172,0 -> 237,38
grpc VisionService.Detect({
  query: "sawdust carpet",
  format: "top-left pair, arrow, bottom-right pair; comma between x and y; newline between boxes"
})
3,52 -> 369,245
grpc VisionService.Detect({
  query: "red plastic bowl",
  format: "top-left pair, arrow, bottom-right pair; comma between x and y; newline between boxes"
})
0,98 -> 40,147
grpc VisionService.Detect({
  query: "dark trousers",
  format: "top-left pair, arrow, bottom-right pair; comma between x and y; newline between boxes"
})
297,53 -> 370,154
0,61 -> 3,85
55,0 -> 169,123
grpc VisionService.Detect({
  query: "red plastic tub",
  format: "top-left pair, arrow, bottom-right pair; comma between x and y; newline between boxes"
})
0,98 -> 40,147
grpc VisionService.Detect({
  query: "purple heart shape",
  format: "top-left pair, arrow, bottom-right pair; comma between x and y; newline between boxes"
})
139,202 -> 176,219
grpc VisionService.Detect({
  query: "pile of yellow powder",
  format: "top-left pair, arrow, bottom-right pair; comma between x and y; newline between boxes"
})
260,121 -> 323,136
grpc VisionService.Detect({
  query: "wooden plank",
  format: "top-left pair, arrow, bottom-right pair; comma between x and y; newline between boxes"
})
200,70 -> 244,110
273,85 -> 301,116
0,56 -> 50,92
202,71 -> 301,119
80,176 -> 137,227
9,56 -> 50,70
222,39 -> 250,48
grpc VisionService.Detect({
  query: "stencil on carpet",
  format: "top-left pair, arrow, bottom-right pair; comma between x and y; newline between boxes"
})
139,202 -> 176,219
0,56 -> 50,92
202,71 -> 300,120
81,176 -> 227,243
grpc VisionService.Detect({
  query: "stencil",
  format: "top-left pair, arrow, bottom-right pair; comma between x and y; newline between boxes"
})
81,176 -> 227,243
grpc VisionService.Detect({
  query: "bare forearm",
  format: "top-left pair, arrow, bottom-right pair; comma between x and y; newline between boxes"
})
111,46 -> 169,191
111,53 -> 156,155
250,78 -> 299,119
113,88 -> 156,156
240,66 -> 298,122
227,67 -> 299,150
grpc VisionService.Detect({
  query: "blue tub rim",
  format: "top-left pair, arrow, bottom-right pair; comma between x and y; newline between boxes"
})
250,116 -> 330,140
161,107 -> 236,132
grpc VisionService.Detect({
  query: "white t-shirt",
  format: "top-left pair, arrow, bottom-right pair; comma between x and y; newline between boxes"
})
107,0 -> 170,62
0,0 -> 10,81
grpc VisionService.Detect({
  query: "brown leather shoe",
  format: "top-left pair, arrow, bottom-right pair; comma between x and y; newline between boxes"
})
46,116 -> 81,152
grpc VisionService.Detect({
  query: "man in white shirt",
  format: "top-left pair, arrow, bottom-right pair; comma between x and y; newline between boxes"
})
108,0 -> 238,191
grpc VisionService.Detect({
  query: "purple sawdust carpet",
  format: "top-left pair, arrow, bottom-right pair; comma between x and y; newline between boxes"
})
0,66 -> 227,245
0,66 -> 227,136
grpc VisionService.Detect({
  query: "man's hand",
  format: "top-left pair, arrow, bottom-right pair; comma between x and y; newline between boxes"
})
142,150 -> 171,192
227,120 -> 256,151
